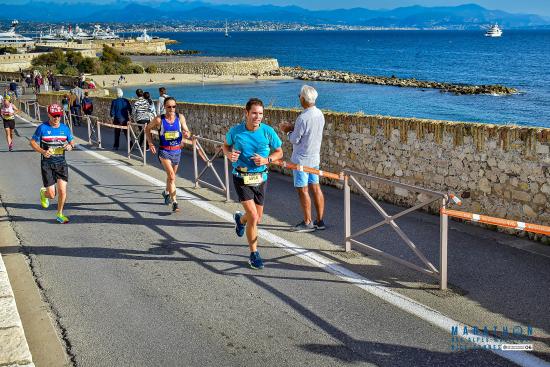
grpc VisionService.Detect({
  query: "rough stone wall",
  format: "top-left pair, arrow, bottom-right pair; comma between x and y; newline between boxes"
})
89,40 -> 167,54
136,58 -> 279,76
0,50 -> 96,72
37,94 -> 550,229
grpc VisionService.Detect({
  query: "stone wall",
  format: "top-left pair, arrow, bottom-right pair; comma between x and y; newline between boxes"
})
0,50 -> 96,72
89,39 -> 167,54
136,58 -> 279,76
37,93 -> 550,233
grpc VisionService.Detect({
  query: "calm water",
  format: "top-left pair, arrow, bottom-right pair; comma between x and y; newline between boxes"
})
126,30 -> 550,127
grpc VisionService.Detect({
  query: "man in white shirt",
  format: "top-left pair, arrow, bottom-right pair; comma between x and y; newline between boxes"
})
279,85 -> 326,232
157,87 -> 169,116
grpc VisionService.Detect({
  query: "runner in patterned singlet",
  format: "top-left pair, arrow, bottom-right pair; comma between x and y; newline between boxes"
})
29,104 -> 75,223
145,97 -> 191,212
1,96 -> 19,151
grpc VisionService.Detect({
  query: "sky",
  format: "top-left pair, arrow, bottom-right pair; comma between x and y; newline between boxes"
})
5,0 -> 550,16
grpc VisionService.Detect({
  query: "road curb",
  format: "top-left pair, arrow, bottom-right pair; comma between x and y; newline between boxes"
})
0,254 -> 35,367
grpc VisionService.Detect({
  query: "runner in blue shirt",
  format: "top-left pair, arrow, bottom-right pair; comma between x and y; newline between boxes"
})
223,98 -> 283,269
30,104 -> 75,223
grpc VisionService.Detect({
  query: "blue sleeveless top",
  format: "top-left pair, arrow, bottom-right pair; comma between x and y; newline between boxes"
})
159,114 -> 182,151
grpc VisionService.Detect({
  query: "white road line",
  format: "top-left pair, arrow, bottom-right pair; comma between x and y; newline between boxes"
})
17,115 -> 549,367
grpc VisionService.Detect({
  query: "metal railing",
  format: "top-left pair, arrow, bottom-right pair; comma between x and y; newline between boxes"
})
192,136 -> 231,202
343,170 -> 449,290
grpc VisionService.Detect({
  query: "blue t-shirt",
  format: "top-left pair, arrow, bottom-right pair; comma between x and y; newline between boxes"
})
226,122 -> 282,176
32,122 -> 73,164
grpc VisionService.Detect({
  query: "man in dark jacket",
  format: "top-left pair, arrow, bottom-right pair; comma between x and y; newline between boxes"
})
109,88 -> 132,150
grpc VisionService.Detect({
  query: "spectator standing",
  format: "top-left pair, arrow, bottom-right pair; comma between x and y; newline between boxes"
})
132,89 -> 151,147
279,85 -> 326,232
157,87 -> 169,116
81,92 -> 94,116
70,83 -> 84,126
9,80 -> 18,99
109,88 -> 132,150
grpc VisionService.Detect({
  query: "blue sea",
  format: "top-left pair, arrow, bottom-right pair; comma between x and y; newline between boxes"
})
124,30 -> 550,127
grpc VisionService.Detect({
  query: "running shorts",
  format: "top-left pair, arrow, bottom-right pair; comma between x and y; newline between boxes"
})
3,118 -> 15,130
158,149 -> 181,166
41,161 -> 68,187
232,175 -> 267,206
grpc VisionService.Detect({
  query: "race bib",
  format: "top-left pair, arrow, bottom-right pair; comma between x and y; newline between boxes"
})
164,131 -> 179,140
50,146 -> 65,155
243,173 -> 263,186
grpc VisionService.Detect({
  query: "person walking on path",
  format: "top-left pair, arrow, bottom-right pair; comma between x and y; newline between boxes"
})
223,98 -> 283,269
109,88 -> 132,150
157,87 -> 169,116
279,85 -> 326,232
29,104 -> 75,224
145,97 -> 191,213
9,80 -> 19,99
133,89 -> 151,147
1,96 -> 19,151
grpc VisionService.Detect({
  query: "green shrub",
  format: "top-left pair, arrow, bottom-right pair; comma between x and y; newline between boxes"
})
144,64 -> 158,73
63,66 -> 79,76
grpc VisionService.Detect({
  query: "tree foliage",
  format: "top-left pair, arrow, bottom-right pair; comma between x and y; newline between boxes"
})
31,46 -> 143,76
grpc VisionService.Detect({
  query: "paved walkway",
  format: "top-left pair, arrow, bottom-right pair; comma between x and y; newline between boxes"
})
0,95 -> 549,366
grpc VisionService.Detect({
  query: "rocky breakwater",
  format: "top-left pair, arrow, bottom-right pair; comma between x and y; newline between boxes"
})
276,67 -> 517,95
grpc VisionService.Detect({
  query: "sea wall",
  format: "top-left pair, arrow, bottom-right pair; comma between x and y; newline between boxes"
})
37,93 -> 550,233
89,39 -> 167,54
0,50 -> 96,72
136,58 -> 279,76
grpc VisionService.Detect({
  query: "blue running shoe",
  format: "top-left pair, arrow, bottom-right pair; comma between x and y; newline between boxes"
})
162,190 -> 171,205
248,251 -> 264,269
234,211 -> 245,237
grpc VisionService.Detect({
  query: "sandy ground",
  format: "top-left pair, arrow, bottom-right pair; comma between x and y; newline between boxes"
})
90,73 -> 291,88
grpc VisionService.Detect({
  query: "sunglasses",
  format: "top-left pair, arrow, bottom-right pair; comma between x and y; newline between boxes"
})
165,105 -> 177,109
51,114 -> 62,118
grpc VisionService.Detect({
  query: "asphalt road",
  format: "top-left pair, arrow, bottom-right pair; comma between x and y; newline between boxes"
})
0,115 -> 541,366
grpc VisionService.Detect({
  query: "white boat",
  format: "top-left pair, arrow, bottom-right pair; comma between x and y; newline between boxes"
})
91,25 -> 119,40
485,24 -> 503,37
72,25 -> 93,41
224,20 -> 229,37
136,29 -> 152,42
0,20 -> 34,47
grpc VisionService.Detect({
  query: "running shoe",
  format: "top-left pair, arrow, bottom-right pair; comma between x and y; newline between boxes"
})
291,221 -> 315,233
172,202 -> 180,212
39,188 -> 49,208
248,251 -> 264,270
314,220 -> 326,230
56,213 -> 69,224
234,211 -> 245,237
162,190 -> 171,205
8,143 -> 13,152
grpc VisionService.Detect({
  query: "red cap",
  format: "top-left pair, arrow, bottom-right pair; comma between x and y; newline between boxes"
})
48,104 -> 63,117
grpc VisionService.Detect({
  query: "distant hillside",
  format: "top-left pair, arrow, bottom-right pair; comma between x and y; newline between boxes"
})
1,1 -> 549,28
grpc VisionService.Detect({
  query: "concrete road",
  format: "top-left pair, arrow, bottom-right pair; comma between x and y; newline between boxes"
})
0,114 -> 547,366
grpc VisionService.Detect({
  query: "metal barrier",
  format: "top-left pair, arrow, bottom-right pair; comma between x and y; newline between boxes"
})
192,136 -> 231,202
128,121 -> 147,164
343,170 -> 449,290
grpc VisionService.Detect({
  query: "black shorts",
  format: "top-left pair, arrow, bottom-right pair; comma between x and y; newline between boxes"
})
41,161 -> 68,187
232,175 -> 267,206
3,119 -> 15,129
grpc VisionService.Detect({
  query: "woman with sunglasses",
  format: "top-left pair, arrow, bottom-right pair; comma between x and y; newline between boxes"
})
145,97 -> 191,212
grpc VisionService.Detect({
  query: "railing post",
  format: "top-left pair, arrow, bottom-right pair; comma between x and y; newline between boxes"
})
97,120 -> 102,149
224,152 -> 230,202
142,123 -> 147,166
344,174 -> 351,252
127,122 -> 131,160
439,199 -> 448,290
193,137 -> 199,189
87,116 -> 92,144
